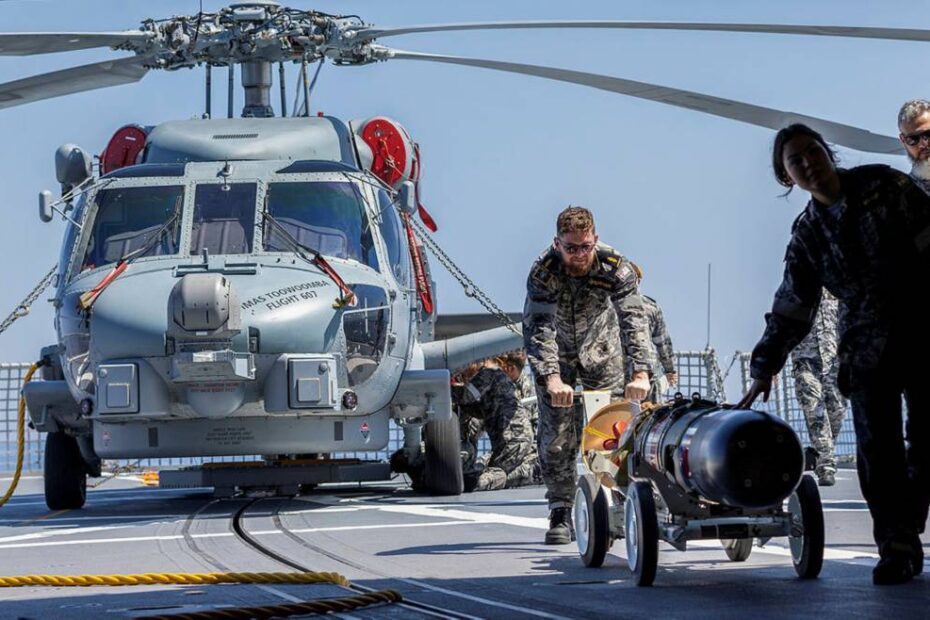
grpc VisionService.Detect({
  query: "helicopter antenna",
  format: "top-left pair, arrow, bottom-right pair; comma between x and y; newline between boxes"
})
705,263 -> 712,349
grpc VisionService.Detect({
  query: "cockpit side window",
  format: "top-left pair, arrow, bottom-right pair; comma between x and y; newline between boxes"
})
80,186 -> 183,271
264,181 -> 379,271
191,183 -> 257,256
61,194 -> 87,281
376,190 -> 411,287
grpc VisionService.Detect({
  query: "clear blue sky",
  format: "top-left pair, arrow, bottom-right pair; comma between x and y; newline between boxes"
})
0,1 -> 916,397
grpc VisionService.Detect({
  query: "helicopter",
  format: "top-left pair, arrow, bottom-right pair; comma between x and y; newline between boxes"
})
2,2 -> 915,509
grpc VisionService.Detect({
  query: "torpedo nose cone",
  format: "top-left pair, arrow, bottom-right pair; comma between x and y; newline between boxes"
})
689,410 -> 804,509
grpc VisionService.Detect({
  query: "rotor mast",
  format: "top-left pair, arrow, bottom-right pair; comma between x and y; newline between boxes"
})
241,61 -> 274,118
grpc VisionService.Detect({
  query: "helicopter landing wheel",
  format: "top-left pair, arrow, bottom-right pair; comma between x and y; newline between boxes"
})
422,414 -> 464,496
44,432 -> 87,510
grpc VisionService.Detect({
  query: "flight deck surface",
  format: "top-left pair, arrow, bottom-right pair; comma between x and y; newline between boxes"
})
0,472 -> 926,619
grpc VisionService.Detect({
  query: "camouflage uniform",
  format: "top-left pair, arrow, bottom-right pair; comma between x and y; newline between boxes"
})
791,290 -> 847,476
637,295 -> 676,401
749,165 -> 930,562
459,413 -> 485,475
643,295 -> 675,378
454,367 -> 539,491
514,371 -> 539,443
524,244 -> 651,509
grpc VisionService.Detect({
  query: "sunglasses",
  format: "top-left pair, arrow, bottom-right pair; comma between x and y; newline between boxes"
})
557,241 -> 596,255
903,129 -> 930,147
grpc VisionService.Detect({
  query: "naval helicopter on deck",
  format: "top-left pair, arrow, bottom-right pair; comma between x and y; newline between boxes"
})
2,2 -> 915,509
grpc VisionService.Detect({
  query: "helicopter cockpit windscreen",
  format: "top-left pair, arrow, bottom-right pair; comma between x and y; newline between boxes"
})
264,181 -> 379,271
80,186 -> 184,272
191,183 -> 257,255
375,189 -> 411,287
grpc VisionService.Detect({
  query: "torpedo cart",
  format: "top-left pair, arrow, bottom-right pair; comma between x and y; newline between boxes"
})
575,395 -> 825,586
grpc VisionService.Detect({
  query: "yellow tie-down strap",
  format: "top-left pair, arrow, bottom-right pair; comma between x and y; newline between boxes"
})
583,425 -> 615,441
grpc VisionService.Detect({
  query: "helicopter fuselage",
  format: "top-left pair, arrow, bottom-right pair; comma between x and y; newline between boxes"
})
30,115 -> 457,459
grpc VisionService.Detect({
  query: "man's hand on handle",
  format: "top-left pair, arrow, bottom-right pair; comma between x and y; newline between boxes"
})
546,374 -> 575,408
625,371 -> 651,401
736,377 -> 772,409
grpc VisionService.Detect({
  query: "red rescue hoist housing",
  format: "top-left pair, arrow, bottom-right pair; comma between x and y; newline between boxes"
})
100,125 -> 148,175
355,117 -> 437,315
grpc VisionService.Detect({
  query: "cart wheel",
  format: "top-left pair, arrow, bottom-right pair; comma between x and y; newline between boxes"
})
574,474 -> 610,568
788,475 -> 824,579
624,480 -> 658,586
721,538 -> 753,562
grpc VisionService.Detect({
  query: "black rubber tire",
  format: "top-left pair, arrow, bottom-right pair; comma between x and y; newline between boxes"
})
422,414 -> 464,496
625,480 -> 659,586
44,432 -> 87,510
574,474 -> 611,568
789,474 -> 825,579
722,538 -> 753,562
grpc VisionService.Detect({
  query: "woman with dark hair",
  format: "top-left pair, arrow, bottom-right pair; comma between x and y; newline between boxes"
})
738,123 -> 930,585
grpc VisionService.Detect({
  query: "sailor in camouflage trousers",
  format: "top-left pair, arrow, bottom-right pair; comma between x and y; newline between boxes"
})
740,124 -> 930,585
524,206 -> 652,545
454,363 -> 539,492
791,290 -> 846,485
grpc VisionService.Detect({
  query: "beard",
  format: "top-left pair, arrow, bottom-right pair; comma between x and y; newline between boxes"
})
563,256 -> 595,276
912,157 -> 930,181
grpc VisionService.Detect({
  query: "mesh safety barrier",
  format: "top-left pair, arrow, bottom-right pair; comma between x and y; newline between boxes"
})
735,351 -> 856,460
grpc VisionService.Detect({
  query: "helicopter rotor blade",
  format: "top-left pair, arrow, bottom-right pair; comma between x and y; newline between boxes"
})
0,31 -> 153,56
356,20 -> 930,44
384,48 -> 904,155
0,56 -> 149,110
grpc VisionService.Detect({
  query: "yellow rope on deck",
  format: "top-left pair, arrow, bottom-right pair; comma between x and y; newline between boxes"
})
0,571 -> 350,588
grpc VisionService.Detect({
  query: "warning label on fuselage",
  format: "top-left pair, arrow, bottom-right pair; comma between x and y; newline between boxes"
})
205,426 -> 255,447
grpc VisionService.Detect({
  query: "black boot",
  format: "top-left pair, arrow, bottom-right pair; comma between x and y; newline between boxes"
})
873,555 -> 917,585
545,507 -> 575,545
463,471 -> 481,493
